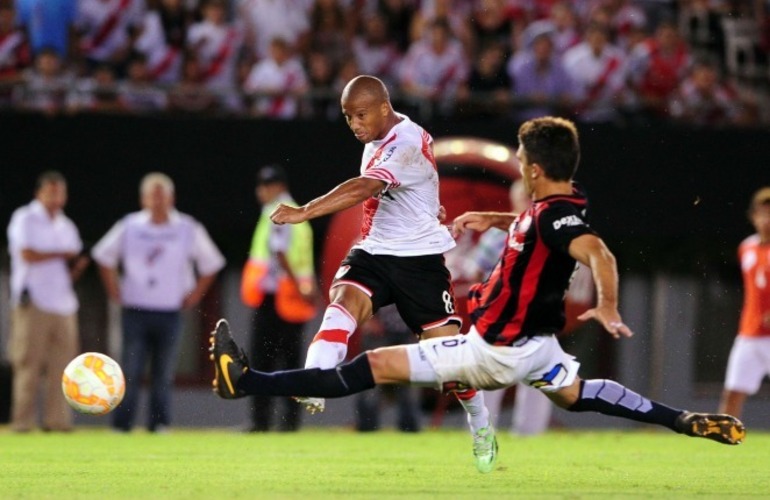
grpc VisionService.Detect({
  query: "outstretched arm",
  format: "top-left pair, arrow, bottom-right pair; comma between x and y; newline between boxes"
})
568,234 -> 634,339
451,211 -> 516,238
270,177 -> 386,224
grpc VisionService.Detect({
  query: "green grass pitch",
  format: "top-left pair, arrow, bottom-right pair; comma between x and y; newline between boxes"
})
2,427 -> 767,498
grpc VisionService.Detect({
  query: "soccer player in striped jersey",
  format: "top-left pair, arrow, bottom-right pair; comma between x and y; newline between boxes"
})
212,116 -> 745,474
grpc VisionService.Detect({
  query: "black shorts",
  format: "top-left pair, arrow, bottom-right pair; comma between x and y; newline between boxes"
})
332,249 -> 462,334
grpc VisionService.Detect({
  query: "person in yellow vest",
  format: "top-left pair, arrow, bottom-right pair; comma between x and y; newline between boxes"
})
241,164 -> 319,432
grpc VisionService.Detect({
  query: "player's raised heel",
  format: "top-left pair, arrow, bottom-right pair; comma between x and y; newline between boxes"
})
209,318 -> 249,399
294,396 -> 325,414
675,412 -> 746,445
472,426 -> 498,473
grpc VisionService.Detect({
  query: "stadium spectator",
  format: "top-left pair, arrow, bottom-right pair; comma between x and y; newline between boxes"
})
242,36 -> 309,119
304,49 -> 337,120
0,2 -> 31,105
69,63 -> 125,113
399,18 -> 468,115
352,13 -> 402,88
373,0 -> 416,53
507,29 -> 574,121
75,0 -> 147,76
718,187 -> 770,419
547,2 -> 582,55
186,0 -> 244,111
409,0 -> 472,52
14,0 -> 77,58
15,47 -> 73,115
92,172 -> 225,433
240,164 -> 318,432
263,75 -> 494,472
563,22 -> 630,124
133,0 -> 193,85
668,57 -> 742,126
238,0 -> 310,61
211,116 -> 747,476
468,0 -> 516,56
354,306 -> 421,433
118,53 -> 168,112
167,53 -> 219,113
7,171 -> 89,433
308,0 -> 349,66
628,20 -> 692,120
456,41 -> 510,117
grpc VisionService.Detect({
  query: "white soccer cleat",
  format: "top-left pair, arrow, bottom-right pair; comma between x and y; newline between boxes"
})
294,396 -> 325,414
472,426 -> 498,473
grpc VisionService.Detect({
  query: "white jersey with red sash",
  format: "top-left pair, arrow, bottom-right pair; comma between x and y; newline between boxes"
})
352,113 -> 455,257
563,41 -> 628,122
187,20 -> 242,90
352,37 -> 402,84
399,39 -> 468,97
243,56 -> 307,119
134,11 -> 182,84
77,0 -> 146,62
0,31 -> 30,78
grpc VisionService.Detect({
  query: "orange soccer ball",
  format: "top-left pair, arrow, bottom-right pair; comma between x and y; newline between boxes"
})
61,352 -> 126,415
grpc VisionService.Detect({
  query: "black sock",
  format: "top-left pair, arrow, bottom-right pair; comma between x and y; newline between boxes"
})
568,379 -> 684,431
236,352 -> 376,398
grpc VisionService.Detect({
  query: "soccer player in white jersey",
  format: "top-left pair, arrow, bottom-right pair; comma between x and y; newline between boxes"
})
266,74 -> 495,473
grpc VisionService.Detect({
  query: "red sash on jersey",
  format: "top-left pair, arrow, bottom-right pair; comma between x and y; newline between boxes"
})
148,46 -> 180,81
434,63 -> 458,95
266,71 -> 297,116
201,28 -> 237,81
373,46 -> 398,77
576,56 -> 620,113
82,0 -> 132,53
0,32 -> 27,75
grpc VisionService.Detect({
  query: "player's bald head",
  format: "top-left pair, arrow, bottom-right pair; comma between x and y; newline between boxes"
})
341,75 -> 390,105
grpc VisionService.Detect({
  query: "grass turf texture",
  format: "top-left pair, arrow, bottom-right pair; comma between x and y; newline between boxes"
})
2,428 -> 767,498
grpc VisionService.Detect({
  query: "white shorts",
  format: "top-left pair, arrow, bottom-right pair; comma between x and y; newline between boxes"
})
408,327 -> 580,392
724,336 -> 770,395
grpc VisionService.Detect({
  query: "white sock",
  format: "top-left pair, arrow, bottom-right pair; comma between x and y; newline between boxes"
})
456,390 -> 491,435
304,304 -> 357,369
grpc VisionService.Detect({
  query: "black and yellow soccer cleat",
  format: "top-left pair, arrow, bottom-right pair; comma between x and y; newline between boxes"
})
209,319 -> 249,399
675,412 -> 746,445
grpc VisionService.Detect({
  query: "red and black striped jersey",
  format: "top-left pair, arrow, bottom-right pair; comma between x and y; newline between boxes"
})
468,191 -> 595,346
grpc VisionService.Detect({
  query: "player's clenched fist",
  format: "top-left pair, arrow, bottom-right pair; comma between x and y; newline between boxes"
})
270,204 -> 307,225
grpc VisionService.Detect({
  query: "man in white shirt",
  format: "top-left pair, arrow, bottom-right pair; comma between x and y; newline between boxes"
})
7,171 -> 89,432
243,75 -> 495,473
92,172 -> 225,432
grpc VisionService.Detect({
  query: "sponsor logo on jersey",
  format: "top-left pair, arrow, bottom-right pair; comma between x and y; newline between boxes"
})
553,215 -> 584,230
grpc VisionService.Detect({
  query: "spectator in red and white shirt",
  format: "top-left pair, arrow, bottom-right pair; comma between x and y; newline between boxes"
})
0,3 -> 31,105
399,18 -> 468,110
668,57 -> 742,127
243,37 -> 308,119
187,0 -> 244,111
15,47 -> 73,115
75,0 -> 146,74
134,0 -> 194,85
238,0 -> 310,62
628,20 -> 692,118
352,13 -> 402,88
562,22 -> 630,123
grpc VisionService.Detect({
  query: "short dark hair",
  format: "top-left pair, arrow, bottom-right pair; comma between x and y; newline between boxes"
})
35,170 -> 66,191
518,117 -> 580,181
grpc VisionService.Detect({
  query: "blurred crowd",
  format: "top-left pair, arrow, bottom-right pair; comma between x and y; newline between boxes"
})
1,0 -> 769,126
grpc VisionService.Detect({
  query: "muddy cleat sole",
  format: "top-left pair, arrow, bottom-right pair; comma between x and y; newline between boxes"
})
675,412 -> 746,445
294,396 -> 325,414
209,319 -> 249,399
472,426 -> 498,473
